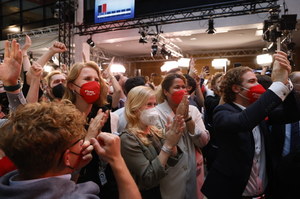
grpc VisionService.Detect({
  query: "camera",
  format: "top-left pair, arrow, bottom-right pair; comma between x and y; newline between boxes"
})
263,9 -> 297,43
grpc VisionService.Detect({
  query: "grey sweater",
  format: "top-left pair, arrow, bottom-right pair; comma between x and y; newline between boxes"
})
0,170 -> 100,199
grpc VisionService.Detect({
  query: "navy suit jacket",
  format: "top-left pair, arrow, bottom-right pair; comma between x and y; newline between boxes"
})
201,89 -> 299,199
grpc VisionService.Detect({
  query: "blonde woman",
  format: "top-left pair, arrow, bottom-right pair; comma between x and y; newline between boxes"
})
63,61 -> 119,199
120,86 -> 184,199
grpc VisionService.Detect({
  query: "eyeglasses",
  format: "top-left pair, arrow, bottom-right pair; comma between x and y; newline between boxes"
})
68,138 -> 83,156
57,137 -> 84,166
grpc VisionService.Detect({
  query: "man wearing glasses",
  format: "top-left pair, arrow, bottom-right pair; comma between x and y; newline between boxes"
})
0,101 -> 141,199
0,40 -> 141,199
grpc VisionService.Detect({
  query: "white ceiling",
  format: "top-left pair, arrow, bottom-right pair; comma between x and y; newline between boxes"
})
90,19 -> 300,59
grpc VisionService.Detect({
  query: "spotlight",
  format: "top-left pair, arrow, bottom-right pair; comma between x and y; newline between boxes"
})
139,37 -> 148,44
206,19 -> 216,34
151,37 -> 158,56
151,44 -> 158,56
87,36 -> 95,48
138,27 -> 149,44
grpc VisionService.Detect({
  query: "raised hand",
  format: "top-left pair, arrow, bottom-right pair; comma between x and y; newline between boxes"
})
272,51 -> 291,84
102,57 -> 115,80
0,40 -> 22,86
49,41 -> 67,54
28,62 -> 43,79
91,133 -> 122,165
21,35 -> 32,53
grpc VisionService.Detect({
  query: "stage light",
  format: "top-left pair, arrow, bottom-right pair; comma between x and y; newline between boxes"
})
138,26 -> 149,44
110,64 -> 126,73
212,58 -> 229,70
151,44 -> 158,56
206,19 -> 216,34
139,37 -> 148,43
87,36 -> 95,48
177,58 -> 191,68
160,61 -> 178,72
256,54 -> 273,66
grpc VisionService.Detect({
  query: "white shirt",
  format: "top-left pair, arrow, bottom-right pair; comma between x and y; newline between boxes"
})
238,81 -> 292,196
234,102 -> 267,197
110,111 -> 119,135
113,107 -> 126,134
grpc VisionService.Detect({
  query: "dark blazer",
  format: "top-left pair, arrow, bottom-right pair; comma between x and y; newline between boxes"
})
267,123 -> 300,199
201,89 -> 299,199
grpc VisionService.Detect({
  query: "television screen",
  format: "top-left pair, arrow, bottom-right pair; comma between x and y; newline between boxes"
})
94,0 -> 135,23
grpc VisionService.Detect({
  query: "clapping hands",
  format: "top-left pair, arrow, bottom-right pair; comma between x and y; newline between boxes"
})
176,95 -> 189,120
86,109 -> 109,141
164,114 -> 185,149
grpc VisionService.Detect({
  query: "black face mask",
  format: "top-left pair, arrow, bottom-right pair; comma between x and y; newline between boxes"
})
0,92 -> 9,114
52,84 -> 65,99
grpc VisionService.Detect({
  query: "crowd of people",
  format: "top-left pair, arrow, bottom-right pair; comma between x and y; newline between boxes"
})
0,37 -> 299,199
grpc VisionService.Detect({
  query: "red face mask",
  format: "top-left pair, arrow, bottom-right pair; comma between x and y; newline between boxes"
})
74,81 -> 100,104
171,90 -> 187,105
241,84 -> 266,103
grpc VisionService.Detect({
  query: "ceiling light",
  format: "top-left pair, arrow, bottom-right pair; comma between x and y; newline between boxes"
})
177,58 -> 191,68
110,64 -> 126,73
86,36 -> 95,48
255,30 -> 263,36
8,26 -> 20,33
138,26 -> 149,44
256,54 -> 273,66
206,19 -> 216,34
212,58 -> 229,69
139,36 -> 147,43
160,61 -> 178,72
190,38 -> 197,40
151,44 -> 158,56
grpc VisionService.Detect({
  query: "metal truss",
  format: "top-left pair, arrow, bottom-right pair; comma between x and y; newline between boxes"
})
59,22 -> 74,67
7,25 -> 59,40
75,0 -> 279,36
124,48 -> 263,63
190,48 -> 263,59
124,55 -> 178,63
58,0 -> 77,67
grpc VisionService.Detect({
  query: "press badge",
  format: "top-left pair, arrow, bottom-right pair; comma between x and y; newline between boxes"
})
98,167 -> 107,185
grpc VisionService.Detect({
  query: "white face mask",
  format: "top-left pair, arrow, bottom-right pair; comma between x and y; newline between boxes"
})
140,108 -> 160,126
